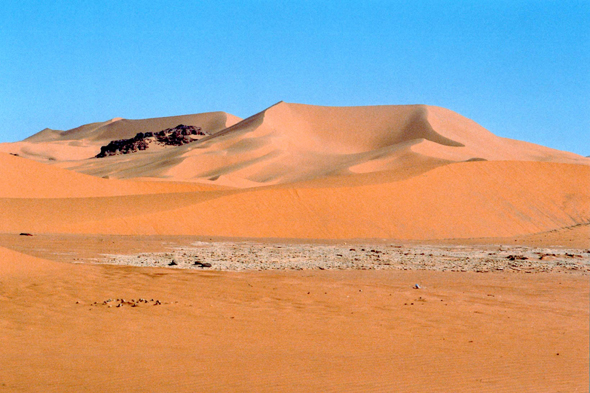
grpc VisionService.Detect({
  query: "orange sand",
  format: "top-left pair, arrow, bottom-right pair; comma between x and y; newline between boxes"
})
0,155 -> 587,241
0,247 -> 587,392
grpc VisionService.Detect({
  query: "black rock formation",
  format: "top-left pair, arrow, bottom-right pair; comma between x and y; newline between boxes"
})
96,124 -> 207,158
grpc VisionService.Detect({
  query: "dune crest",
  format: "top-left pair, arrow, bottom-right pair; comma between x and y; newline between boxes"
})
0,246 -> 65,277
0,102 -> 588,241
166,102 -> 587,186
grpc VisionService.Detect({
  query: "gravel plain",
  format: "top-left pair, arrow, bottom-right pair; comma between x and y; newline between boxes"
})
94,241 -> 590,274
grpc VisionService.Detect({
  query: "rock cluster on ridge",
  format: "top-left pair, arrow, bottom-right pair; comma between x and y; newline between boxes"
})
96,124 -> 207,158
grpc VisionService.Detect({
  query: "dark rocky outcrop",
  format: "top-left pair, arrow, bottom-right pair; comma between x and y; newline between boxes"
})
96,124 -> 208,158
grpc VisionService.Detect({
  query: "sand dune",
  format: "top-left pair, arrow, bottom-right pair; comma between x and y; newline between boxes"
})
81,102 -> 589,187
0,246 -> 66,276
0,111 -> 241,162
0,102 -> 588,241
2,103 -> 587,187
1,158 -> 587,240
0,153 -> 228,198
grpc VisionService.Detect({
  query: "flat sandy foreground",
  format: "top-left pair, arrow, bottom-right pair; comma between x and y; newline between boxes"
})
1,234 -> 588,393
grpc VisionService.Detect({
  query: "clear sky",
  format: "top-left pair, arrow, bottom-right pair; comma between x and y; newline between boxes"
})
1,1 -> 588,155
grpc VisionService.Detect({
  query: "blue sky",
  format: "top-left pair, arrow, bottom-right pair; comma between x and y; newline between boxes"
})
1,1 -> 588,155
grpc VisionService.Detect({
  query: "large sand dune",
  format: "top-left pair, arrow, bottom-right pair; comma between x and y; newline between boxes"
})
1,103 -> 587,188
1,102 -> 588,241
0,157 -> 588,240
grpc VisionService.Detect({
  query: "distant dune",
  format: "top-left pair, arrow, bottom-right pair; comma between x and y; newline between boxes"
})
1,102 -> 586,187
0,102 -> 588,241
0,111 -> 241,163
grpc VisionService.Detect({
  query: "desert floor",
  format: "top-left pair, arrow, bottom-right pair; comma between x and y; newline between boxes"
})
1,234 -> 588,392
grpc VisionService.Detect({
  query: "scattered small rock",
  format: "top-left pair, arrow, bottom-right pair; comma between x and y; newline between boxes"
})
93,243 -> 590,274
506,255 -> 527,261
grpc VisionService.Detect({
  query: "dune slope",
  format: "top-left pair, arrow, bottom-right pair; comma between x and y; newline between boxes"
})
1,160 -> 588,240
0,246 -> 65,277
0,153 -> 229,198
64,161 -> 590,239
